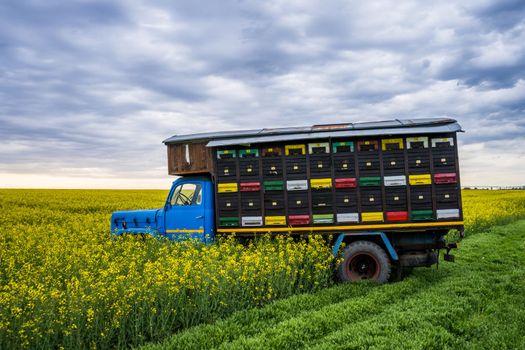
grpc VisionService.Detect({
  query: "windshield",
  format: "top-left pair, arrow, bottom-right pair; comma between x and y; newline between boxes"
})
170,183 -> 202,206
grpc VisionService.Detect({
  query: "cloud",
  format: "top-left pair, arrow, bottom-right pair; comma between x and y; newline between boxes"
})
0,0 -> 524,188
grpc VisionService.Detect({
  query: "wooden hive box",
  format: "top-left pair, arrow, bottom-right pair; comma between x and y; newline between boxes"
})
167,142 -> 214,176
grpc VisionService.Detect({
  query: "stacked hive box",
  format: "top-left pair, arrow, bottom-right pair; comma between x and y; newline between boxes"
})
215,134 -> 461,228
382,138 -> 407,222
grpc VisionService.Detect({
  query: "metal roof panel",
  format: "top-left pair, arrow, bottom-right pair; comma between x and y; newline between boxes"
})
163,117 -> 460,145
206,122 -> 462,147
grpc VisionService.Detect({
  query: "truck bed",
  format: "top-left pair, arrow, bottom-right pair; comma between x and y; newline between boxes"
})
213,133 -> 463,233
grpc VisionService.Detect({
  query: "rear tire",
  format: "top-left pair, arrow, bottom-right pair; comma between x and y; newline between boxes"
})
337,240 -> 391,283
389,266 -> 413,282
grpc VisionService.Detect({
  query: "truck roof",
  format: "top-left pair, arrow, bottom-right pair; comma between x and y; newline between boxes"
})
163,117 -> 462,147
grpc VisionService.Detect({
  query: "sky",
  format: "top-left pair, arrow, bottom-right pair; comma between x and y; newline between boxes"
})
1,0 -> 524,189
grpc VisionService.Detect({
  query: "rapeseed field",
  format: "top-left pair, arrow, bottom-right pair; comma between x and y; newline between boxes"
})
0,189 -> 524,349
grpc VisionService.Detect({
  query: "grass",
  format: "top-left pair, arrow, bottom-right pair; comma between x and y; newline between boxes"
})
141,218 -> 525,349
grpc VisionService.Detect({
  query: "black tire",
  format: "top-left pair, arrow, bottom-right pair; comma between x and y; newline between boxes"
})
337,240 -> 391,283
389,266 -> 413,282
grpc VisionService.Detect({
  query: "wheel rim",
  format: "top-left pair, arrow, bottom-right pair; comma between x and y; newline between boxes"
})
346,253 -> 380,280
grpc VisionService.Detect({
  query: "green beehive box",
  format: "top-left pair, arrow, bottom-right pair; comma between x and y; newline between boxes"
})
219,217 -> 239,227
332,141 -> 354,153
313,214 -> 334,224
359,176 -> 381,187
263,180 -> 284,191
239,149 -> 259,158
411,210 -> 434,221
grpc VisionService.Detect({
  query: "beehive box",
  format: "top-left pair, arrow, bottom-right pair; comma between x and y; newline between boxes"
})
214,134 -> 462,230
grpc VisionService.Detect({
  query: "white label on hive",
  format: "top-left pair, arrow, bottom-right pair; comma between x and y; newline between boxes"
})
437,209 -> 459,219
287,180 -> 308,191
370,197 -> 374,202
247,167 -> 252,172
293,165 -> 298,170
366,162 -> 372,166
407,137 -> 429,148
416,159 -> 421,164
344,198 -> 349,203
419,195 -> 424,199
308,142 -> 329,154
337,213 -> 359,223
445,194 -> 450,198
391,161 -> 396,165
394,196 -> 399,201
317,163 -> 323,168
272,201 -> 277,206
226,203 -> 231,207
271,166 -> 276,171
441,158 -> 446,163
296,200 -> 302,205
242,216 -> 263,227
225,169 -> 229,174
249,202 -> 254,207
342,163 -> 348,168
384,175 -> 406,187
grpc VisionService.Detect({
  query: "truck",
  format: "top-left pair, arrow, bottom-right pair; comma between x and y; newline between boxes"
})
110,117 -> 464,283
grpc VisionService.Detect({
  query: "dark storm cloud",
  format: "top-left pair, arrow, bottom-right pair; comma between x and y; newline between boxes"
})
436,50 -> 525,88
473,0 -> 525,30
0,0 -> 524,187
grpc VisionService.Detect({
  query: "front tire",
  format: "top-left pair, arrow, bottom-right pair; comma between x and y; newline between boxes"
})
337,240 -> 391,283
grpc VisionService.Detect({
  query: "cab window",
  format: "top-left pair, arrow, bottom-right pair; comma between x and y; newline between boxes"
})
170,183 -> 202,206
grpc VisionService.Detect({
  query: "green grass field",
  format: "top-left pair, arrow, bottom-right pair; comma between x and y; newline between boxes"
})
1,189 -> 525,349
142,219 -> 525,349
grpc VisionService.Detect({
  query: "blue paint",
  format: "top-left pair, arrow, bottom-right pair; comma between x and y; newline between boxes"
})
110,176 -> 215,243
110,209 -> 160,236
331,232 -> 399,261
332,234 -> 345,256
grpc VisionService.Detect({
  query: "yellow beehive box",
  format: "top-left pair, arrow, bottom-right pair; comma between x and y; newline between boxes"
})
381,138 -> 404,151
217,183 -> 238,193
265,216 -> 286,226
310,178 -> 332,189
285,144 -> 306,156
409,174 -> 432,185
361,212 -> 384,222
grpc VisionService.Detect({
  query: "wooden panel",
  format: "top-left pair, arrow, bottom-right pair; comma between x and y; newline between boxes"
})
167,142 -> 214,175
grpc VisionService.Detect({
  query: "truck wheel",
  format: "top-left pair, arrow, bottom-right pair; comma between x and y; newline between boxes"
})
337,240 -> 391,283
389,266 -> 413,282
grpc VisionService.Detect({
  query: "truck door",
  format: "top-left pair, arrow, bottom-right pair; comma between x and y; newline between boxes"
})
164,180 -> 207,241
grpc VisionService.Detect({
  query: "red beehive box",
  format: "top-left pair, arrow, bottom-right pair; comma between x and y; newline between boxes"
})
239,182 -> 261,192
386,211 -> 409,221
288,215 -> 310,226
335,178 -> 357,188
434,173 -> 457,184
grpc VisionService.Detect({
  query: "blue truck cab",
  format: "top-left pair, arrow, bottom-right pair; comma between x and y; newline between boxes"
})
110,118 -> 464,283
111,176 -> 215,242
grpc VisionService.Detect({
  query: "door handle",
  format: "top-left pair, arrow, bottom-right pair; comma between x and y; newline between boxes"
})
195,215 -> 204,219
